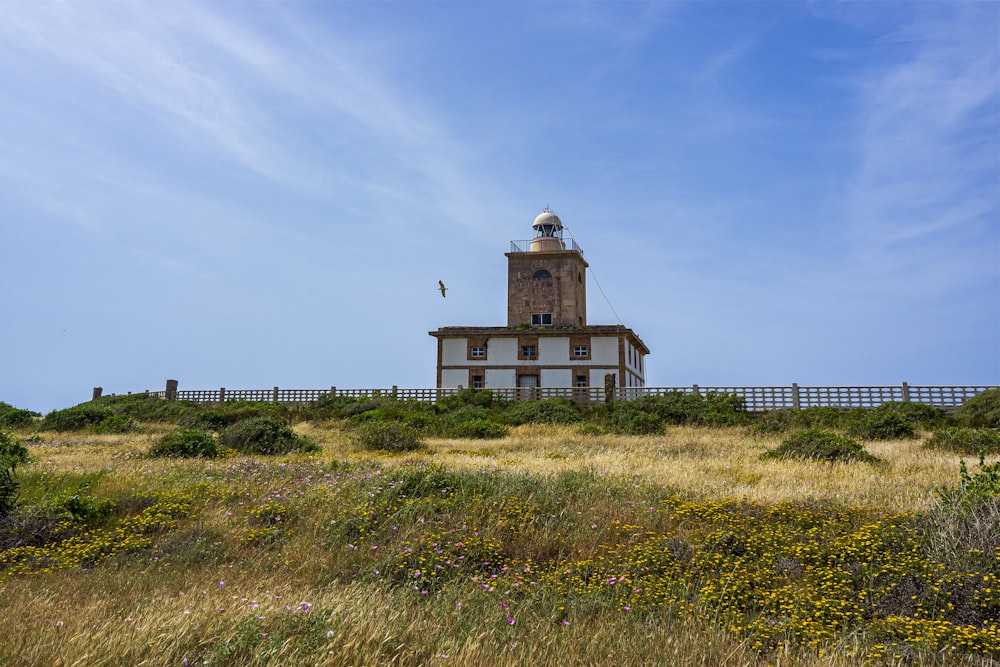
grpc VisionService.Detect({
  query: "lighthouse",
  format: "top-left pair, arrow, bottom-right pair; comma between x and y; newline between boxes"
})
506,208 -> 589,327
430,209 -> 649,395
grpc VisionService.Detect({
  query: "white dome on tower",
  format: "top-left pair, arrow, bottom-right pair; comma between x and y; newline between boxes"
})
532,208 -> 563,234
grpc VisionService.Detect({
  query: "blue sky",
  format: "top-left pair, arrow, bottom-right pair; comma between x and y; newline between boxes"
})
1,1 -> 997,414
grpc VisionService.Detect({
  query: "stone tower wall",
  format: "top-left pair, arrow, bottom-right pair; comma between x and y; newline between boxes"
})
506,250 -> 588,326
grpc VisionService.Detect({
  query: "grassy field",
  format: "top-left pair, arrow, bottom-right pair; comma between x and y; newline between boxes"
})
1,422 -> 998,666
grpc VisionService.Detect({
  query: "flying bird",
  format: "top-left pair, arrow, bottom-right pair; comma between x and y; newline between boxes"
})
438,280 -> 448,298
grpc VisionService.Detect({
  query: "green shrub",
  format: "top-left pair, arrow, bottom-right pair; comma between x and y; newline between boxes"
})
149,429 -> 219,458
218,418 -> 318,455
699,392 -> 750,426
60,493 -> 117,528
0,402 -> 37,428
936,455 -> 1000,510
89,394 -> 197,424
503,398 -> 582,426
786,406 -> 845,430
437,387 -> 502,411
303,393 -> 371,420
954,388 -> 1000,428
354,422 -> 423,452
631,392 -> 706,425
0,432 -> 30,519
925,427 -> 1000,455
607,391 -> 747,428
39,405 -> 137,433
41,405 -> 115,431
747,412 -> 789,435
182,401 -> 291,432
763,428 -> 883,465
845,409 -> 916,440
871,401 -> 948,429
92,414 -> 138,434
445,418 -> 508,439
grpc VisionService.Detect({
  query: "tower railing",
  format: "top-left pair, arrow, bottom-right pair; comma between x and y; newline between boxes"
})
509,238 -> 583,254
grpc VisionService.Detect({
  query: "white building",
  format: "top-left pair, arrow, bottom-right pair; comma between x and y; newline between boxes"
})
429,209 -> 649,394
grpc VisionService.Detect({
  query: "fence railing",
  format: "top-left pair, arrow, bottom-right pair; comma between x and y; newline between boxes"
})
125,383 -> 996,412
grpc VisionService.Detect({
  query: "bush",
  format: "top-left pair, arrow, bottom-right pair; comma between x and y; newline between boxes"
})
92,414 -> 139,434
303,393 -> 371,421
763,428 -> 883,465
0,402 -> 37,428
41,405 -> 115,431
606,391 -> 747,428
872,401 -> 947,429
747,412 -> 789,435
445,418 -> 508,439
183,401 -> 291,432
437,388 -> 502,411
845,409 -> 916,441
954,388 -> 1000,428
503,398 -> 582,426
0,431 -> 29,519
925,427 -> 1000,456
149,429 -> 219,458
786,406 -> 845,430
919,456 -> 1000,576
354,422 -> 423,452
605,404 -> 663,435
218,418 -> 318,455
60,493 -> 117,528
89,394 -> 197,424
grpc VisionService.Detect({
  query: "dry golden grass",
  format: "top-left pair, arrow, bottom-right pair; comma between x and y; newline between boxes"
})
370,425 -> 964,513
0,422 -> 990,666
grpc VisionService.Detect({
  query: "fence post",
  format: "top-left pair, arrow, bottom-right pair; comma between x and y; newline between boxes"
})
604,373 -> 616,405
791,383 -> 801,411
165,379 -> 178,401
901,382 -> 910,403
219,387 -> 226,404
93,387 -> 103,400
273,386 -> 279,403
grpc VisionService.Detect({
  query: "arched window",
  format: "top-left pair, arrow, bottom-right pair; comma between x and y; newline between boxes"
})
531,269 -> 552,279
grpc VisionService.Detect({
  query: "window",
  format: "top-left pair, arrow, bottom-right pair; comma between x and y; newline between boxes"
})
472,375 -> 484,389
531,313 -> 552,326
576,375 -> 587,388
521,345 -> 537,359
531,269 -> 552,279
573,345 -> 588,357
471,347 -> 485,358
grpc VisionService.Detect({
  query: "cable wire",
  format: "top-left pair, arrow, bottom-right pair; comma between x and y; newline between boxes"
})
563,227 -> 625,326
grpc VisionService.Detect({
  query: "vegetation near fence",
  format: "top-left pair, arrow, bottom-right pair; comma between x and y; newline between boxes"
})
0,388 -> 998,664
111,382 -> 996,412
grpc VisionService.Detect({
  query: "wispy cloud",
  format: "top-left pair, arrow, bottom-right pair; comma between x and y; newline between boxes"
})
844,6 -> 998,282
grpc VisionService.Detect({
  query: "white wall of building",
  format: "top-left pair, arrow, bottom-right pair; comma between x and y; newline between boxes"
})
591,369 -> 617,388
539,337 -> 569,362
591,337 -> 619,364
441,368 -> 468,388
542,368 -> 572,387
441,338 -> 468,366
489,338 -> 518,364
486,368 -> 516,388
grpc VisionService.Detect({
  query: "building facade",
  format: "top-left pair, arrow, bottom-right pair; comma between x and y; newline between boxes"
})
429,209 -> 649,392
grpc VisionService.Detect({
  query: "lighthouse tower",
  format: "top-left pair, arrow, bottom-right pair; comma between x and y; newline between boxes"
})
430,208 -> 648,394
506,208 -> 589,327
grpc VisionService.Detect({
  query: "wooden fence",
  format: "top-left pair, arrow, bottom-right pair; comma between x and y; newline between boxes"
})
123,382 -> 996,412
